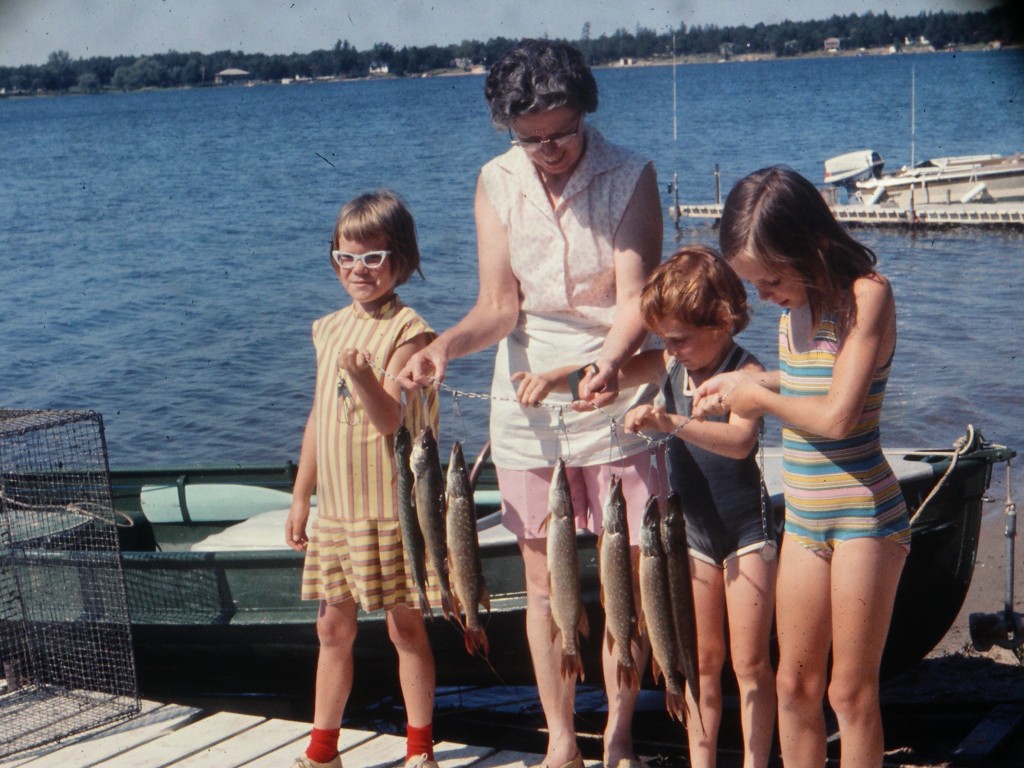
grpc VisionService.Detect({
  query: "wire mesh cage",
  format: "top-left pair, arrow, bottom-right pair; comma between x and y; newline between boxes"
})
0,409 -> 140,757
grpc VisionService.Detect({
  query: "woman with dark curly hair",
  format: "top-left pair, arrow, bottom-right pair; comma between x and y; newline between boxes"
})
402,39 -> 663,768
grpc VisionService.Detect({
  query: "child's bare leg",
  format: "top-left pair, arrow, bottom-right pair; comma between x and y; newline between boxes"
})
828,537 -> 906,768
387,603 -> 436,727
522,538 -> 579,768
686,558 -> 726,768
775,536 -> 832,768
725,551 -> 778,768
313,599 -> 359,729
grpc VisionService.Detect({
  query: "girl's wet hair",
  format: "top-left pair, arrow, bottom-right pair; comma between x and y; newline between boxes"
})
484,39 -> 598,127
719,165 -> 876,329
641,245 -> 750,335
332,189 -> 422,285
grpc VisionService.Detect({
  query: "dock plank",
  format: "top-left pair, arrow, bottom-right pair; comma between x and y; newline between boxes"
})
0,702 -> 201,768
95,711 -> 264,768
0,703 -> 561,768
334,733 -> 408,767
428,740 -> 495,766
168,718 -> 312,768
241,727 -> 376,768
466,752 -> 539,768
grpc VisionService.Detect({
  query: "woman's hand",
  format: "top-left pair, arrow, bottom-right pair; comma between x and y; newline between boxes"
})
579,363 -> 620,408
398,343 -> 448,390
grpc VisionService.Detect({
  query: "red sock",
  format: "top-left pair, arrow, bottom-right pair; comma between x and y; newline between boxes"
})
406,722 -> 434,760
306,727 -> 340,763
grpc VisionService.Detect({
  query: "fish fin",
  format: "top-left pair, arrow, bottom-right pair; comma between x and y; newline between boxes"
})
577,605 -> 590,639
637,610 -> 647,636
479,580 -> 491,611
605,629 -> 615,653
449,591 -> 466,630
685,694 -> 707,739
540,512 -> 551,534
666,689 -> 686,723
464,626 -> 489,658
617,661 -> 639,692
440,590 -> 456,623
417,590 -> 432,619
650,657 -> 664,685
561,651 -> 584,682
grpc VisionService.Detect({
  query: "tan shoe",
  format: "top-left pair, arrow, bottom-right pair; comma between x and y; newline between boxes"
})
540,752 -> 584,768
291,755 -> 342,768
403,755 -> 439,768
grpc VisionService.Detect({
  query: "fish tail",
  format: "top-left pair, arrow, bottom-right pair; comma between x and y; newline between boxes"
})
666,689 -> 686,723
464,626 -> 490,658
561,650 -> 584,682
616,660 -> 639,692
440,589 -> 456,623
577,605 -> 590,640
417,589 -> 432,619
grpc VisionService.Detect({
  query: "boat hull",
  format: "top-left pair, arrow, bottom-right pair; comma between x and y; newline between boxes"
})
98,439 -> 1013,696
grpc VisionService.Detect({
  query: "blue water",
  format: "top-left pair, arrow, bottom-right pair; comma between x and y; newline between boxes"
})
1,50 -> 1022,466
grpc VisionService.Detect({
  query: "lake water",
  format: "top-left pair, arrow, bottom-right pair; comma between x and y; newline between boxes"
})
1,49 -> 1022,468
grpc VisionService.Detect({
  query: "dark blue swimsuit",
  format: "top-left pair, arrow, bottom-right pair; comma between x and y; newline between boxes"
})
662,345 -> 780,566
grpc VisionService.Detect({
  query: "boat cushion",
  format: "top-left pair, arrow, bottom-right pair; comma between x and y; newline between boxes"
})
191,508 -> 300,551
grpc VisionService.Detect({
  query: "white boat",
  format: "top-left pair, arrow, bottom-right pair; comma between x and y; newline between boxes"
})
824,149 -> 1024,207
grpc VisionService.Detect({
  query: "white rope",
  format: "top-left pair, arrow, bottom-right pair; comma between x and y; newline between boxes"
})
908,424 -> 976,527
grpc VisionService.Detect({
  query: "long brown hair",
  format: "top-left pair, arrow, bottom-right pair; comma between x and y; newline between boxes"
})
719,166 -> 876,332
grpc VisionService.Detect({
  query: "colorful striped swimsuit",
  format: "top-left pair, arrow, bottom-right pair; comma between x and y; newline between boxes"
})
779,310 -> 910,559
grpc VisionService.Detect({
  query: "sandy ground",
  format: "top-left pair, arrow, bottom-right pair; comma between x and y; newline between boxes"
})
875,457 -> 1024,764
927,460 -> 1022,662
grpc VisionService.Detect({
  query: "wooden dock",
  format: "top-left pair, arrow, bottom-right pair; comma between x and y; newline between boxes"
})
0,700 -> 599,768
670,201 -> 1024,228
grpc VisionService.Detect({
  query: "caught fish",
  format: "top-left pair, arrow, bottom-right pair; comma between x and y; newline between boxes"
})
410,425 -> 453,620
445,440 -> 490,656
661,492 -> 704,733
637,496 -> 686,722
598,475 -> 639,691
395,425 -> 430,617
546,458 -> 590,681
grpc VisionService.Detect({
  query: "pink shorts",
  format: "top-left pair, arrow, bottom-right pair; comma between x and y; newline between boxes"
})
497,451 -> 665,546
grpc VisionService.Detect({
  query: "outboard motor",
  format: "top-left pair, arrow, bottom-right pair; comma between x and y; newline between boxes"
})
823,150 -> 885,190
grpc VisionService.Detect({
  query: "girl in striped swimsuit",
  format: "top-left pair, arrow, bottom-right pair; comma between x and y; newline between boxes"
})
693,166 -> 910,768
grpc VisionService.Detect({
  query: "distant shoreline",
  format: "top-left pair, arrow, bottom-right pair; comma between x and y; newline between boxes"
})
402,41 -> 1010,81
0,42 -> 1013,97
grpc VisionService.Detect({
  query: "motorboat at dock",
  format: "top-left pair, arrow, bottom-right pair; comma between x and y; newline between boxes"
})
824,148 -> 1024,207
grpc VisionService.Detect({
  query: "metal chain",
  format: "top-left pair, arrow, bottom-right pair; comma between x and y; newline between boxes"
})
362,353 -> 690,454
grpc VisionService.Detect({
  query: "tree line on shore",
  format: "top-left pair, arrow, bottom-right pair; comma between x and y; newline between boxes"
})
1,6 -> 1019,96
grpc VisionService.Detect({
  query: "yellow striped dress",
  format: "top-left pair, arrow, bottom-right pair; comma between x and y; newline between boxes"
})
779,310 -> 910,559
300,295 -> 442,612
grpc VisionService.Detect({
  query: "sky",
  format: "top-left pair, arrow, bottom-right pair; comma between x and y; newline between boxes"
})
0,0 -> 1004,68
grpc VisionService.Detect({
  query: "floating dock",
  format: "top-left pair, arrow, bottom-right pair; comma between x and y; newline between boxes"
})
670,202 -> 1024,229
0,700 -> 600,768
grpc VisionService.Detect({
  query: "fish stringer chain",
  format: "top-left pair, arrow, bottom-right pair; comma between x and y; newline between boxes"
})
755,421 -> 777,562
362,354 -> 688,460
